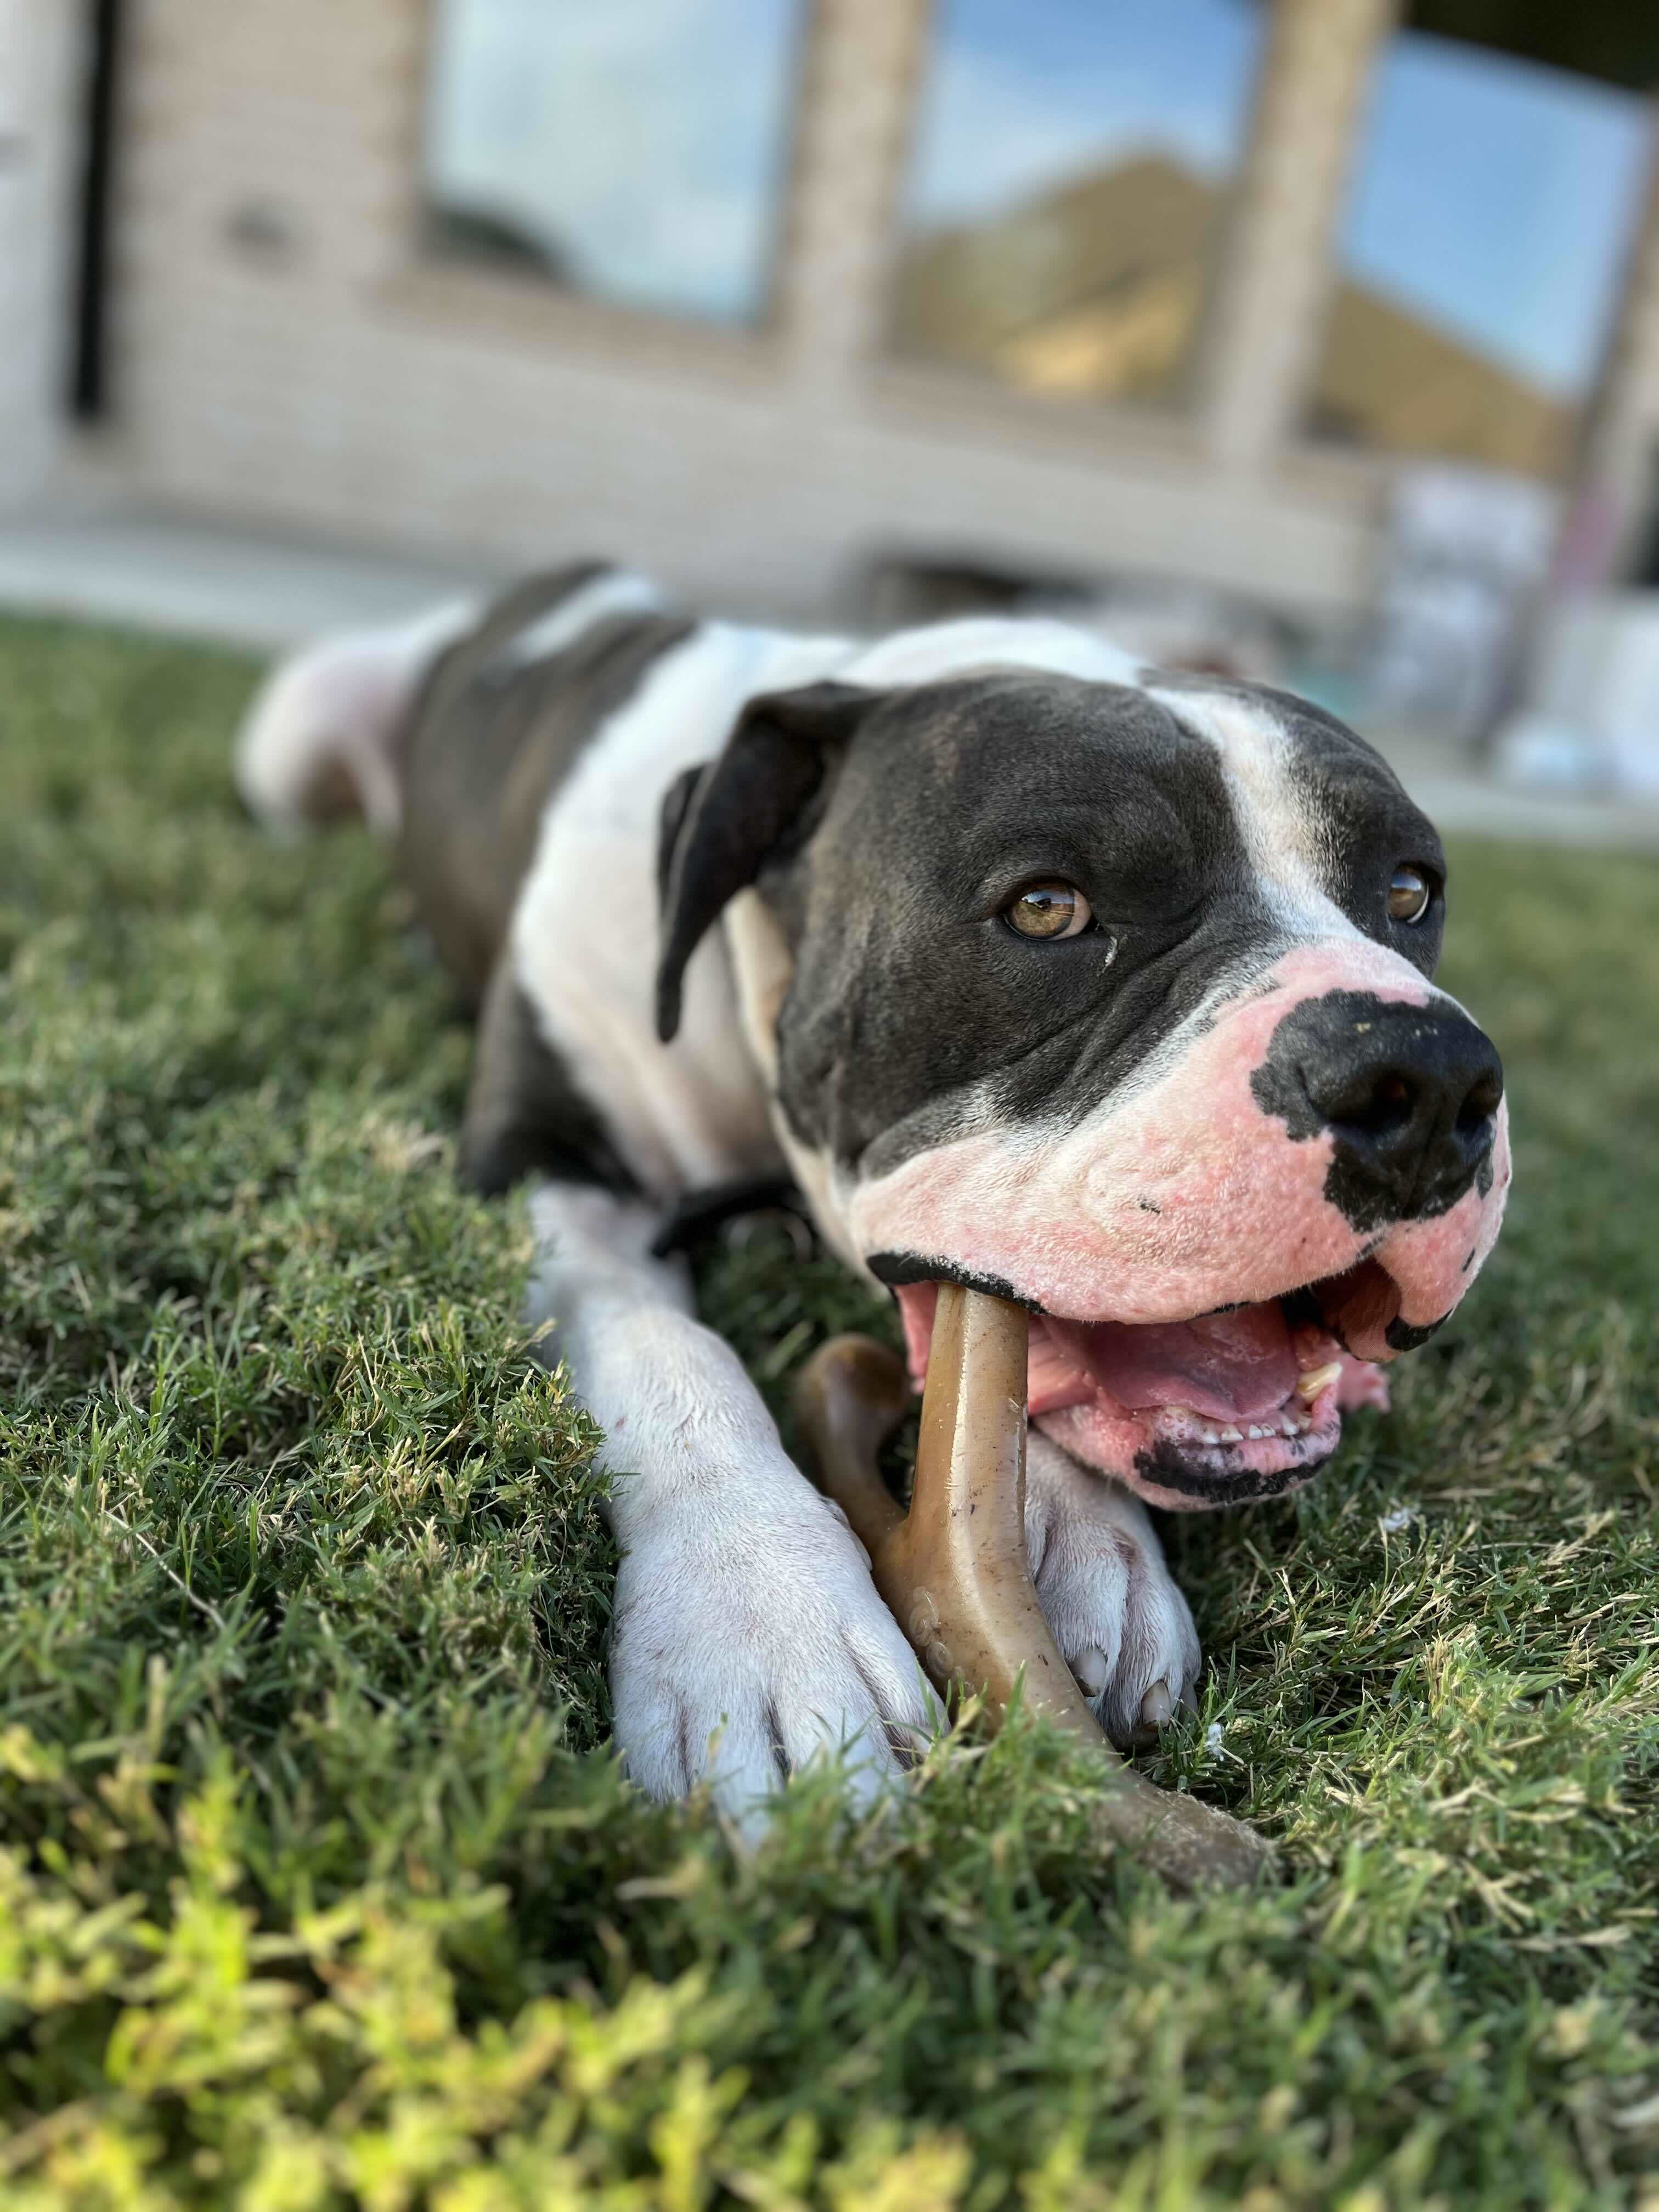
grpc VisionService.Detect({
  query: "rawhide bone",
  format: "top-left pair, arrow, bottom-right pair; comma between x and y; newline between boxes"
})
793,1284 -> 1274,1889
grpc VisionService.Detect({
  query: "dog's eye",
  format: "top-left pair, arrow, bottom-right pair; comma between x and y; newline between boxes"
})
1387,865 -> 1434,925
1006,882 -> 1092,939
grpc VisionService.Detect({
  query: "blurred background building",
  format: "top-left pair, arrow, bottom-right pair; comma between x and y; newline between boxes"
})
7,0 -> 1659,796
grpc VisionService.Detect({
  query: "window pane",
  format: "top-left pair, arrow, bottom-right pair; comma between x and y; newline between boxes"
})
422,0 -> 804,325
1307,31 -> 1654,476
890,0 -> 1265,408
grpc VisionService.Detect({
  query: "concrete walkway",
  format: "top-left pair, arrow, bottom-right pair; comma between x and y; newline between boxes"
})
3,507 -> 1657,853
0,511 -> 493,652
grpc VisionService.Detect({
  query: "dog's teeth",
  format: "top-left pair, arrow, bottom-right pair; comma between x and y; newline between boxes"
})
1198,1423 -> 1221,1446
1247,1424 -> 1269,1440
1218,1425 -> 1243,1443
1297,1361 -> 1343,1401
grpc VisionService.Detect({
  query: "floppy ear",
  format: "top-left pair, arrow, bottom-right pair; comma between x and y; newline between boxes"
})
656,681 -> 872,1042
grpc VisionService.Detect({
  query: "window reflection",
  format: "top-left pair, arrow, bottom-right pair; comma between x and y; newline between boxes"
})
890,0 -> 1265,408
422,0 -> 804,325
1308,31 -> 1654,477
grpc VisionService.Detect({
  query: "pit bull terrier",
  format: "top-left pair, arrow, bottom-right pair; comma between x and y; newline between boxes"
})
236,563 -> 1509,1818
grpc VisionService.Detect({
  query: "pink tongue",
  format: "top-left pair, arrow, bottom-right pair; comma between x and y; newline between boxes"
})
1043,1304 -> 1297,1421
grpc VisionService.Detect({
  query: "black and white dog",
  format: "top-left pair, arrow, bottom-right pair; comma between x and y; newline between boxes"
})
238,563 -> 1510,1819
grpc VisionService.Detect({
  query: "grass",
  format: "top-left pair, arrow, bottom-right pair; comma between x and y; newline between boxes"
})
0,610 -> 1655,2211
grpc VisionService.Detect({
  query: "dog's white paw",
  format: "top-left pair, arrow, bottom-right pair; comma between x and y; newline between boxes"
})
1025,1433 -> 1201,1748
610,1472 -> 942,1833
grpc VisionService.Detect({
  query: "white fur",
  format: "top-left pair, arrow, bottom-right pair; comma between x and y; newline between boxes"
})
504,613 -> 1157,1213
253,582 -> 1425,1810
499,569 -> 664,667
524,1183 -> 1196,1809
235,599 -> 478,834
1023,1435 -> 1200,1742
838,614 -> 1141,690
511,621 -> 854,1194
523,1181 -> 943,1828
1144,679 -> 1367,945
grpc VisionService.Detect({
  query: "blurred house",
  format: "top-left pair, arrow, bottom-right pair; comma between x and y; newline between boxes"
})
5,0 -> 1659,670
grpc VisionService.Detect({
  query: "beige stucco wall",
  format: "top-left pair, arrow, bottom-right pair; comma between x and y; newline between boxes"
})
106,0 -> 1390,619
0,0 -> 81,514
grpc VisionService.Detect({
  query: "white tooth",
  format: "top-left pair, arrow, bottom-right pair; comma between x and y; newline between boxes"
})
1219,1425 -> 1243,1443
1297,1361 -> 1342,1401
1198,1424 -> 1221,1446
1248,1425 -> 1269,1440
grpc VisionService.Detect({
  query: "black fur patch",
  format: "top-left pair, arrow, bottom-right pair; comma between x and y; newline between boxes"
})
866,1252 -> 1039,1307
1152,672 -> 1449,979
654,683 -> 867,1042
764,673 -> 1277,1174
1132,1438 -> 1335,1505
1250,989 -> 1502,1232
1385,1313 -> 1446,1352
650,1176 -> 806,1257
399,573 -> 694,1009
459,963 -> 638,1198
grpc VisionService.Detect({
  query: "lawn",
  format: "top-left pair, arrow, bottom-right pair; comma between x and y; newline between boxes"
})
0,612 -> 1656,2211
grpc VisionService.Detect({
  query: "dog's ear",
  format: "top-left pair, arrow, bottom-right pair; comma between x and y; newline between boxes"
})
656,681 -> 872,1042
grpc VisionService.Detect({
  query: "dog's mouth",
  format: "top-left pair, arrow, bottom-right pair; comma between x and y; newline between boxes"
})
893,1270 -> 1394,1509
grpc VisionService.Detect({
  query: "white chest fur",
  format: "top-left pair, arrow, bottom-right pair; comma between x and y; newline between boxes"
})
510,620 -> 853,1197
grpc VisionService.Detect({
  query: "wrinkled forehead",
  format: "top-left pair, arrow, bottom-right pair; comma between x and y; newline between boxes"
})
842,666 -> 1435,913
837,673 -> 1239,883
1137,670 -> 1442,932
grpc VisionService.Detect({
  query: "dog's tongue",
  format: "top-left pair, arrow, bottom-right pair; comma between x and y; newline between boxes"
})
1039,1303 -> 1297,1421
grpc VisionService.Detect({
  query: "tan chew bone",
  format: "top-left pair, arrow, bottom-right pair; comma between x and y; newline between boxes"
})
793,1284 -> 1274,1889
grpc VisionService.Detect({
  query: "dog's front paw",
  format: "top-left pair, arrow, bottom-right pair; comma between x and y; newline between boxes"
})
1025,1434 -> 1201,1748
610,1474 -> 941,1831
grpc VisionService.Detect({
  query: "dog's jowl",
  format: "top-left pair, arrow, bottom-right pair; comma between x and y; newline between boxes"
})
238,566 -> 1509,1817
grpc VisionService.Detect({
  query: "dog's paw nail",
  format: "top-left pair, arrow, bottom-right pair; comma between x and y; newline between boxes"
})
1137,1680 -> 1174,1733
1179,1681 -> 1199,1717
1074,1646 -> 1110,1697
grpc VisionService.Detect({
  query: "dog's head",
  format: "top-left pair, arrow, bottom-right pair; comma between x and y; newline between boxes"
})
657,623 -> 1509,1511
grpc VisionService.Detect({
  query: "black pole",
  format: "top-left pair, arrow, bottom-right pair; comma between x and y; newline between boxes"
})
69,0 -> 122,420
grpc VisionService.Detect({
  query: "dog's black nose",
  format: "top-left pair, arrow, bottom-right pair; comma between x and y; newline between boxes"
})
1252,991 -> 1503,1229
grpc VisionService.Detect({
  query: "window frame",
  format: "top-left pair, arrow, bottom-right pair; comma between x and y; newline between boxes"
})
876,0 -> 1276,432
1293,21 -> 1659,484
396,0 -> 819,360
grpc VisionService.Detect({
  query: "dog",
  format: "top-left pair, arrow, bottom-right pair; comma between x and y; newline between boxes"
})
236,562 -> 1510,1819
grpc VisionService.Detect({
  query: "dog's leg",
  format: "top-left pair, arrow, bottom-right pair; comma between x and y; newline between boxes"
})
525,1181 -> 941,1828
1023,1434 -> 1201,1748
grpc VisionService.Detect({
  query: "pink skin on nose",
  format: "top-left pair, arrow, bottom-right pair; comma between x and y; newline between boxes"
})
854,937 -> 1510,1505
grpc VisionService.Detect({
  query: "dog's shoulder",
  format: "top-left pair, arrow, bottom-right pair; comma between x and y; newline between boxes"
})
398,565 -> 697,1005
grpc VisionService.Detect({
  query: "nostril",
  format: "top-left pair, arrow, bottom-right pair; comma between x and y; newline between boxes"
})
1320,1066 -> 1419,1141
1457,1069 -> 1503,1135
1363,1071 -> 1415,1135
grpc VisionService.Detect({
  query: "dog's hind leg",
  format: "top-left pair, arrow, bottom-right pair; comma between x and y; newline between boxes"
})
234,598 -> 478,835
524,1180 -> 943,1831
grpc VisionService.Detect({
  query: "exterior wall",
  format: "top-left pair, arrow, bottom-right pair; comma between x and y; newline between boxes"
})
1202,0 -> 1395,473
108,0 -> 1396,622
0,0 -> 81,514
1568,150 -> 1659,583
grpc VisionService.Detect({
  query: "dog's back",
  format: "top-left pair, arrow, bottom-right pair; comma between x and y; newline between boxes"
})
238,567 -> 810,1014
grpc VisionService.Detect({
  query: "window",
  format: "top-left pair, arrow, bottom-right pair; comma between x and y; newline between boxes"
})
422,0 -> 805,326
889,0 -> 1266,409
1307,26 -> 1655,477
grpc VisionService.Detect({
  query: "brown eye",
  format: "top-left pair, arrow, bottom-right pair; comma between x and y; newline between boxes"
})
1006,882 -> 1092,939
1387,865 -> 1434,925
